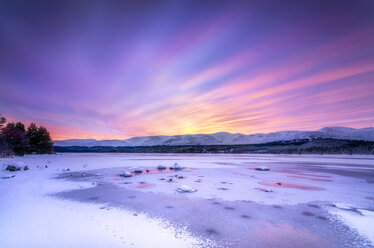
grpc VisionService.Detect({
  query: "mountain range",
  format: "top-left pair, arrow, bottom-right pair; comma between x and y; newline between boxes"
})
53,127 -> 374,147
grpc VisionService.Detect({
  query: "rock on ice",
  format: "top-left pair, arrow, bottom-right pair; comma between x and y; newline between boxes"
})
170,163 -> 183,170
6,165 -> 21,171
177,185 -> 197,193
120,171 -> 132,177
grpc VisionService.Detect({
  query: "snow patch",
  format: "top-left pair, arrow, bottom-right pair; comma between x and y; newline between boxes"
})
330,203 -> 374,245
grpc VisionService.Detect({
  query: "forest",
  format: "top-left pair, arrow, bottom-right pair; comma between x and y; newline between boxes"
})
0,114 -> 53,157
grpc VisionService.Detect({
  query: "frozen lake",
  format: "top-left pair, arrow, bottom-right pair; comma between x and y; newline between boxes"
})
1,153 -> 374,248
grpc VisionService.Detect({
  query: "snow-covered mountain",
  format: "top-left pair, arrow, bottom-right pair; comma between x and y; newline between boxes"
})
53,127 -> 374,147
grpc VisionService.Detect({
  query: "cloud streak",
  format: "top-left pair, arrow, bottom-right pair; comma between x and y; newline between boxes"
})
0,0 -> 373,139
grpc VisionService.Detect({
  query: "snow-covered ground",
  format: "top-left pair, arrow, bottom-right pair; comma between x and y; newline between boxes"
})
0,153 -> 373,248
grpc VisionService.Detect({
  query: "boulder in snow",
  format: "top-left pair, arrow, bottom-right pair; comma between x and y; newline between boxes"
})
131,168 -> 143,174
177,185 -> 197,193
6,165 -> 21,171
120,171 -> 132,177
23,166 -> 29,171
255,166 -> 270,171
170,163 -> 183,170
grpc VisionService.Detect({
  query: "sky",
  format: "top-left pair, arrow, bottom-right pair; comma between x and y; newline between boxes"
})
1,0 -> 374,140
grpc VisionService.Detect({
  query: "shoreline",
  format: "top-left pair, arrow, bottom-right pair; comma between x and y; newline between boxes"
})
53,138 -> 374,155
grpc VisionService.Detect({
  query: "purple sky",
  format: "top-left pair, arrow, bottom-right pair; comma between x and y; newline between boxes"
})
1,0 -> 374,140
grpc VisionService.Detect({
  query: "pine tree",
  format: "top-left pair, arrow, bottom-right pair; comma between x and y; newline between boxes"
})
0,114 -> 10,156
35,126 -> 53,154
27,123 -> 39,153
0,114 -> 5,130
3,122 -> 29,156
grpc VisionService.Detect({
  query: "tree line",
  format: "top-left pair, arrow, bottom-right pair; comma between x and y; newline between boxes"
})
0,114 -> 53,156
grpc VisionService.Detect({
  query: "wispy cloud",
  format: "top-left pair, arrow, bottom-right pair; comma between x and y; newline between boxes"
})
1,0 -> 373,139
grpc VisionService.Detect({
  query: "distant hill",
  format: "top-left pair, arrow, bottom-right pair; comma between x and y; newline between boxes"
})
53,127 -> 374,147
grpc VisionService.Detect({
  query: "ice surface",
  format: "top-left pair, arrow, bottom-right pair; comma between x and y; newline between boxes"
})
1,153 -> 374,248
0,155 -> 216,248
